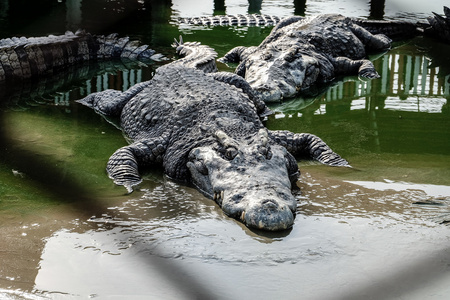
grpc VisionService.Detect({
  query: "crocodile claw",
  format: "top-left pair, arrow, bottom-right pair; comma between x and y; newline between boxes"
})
359,69 -> 380,79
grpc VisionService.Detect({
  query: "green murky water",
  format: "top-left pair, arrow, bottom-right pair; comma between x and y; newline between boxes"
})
1,1 -> 450,299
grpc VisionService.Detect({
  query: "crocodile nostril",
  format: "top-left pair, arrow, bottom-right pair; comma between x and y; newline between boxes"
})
261,199 -> 279,210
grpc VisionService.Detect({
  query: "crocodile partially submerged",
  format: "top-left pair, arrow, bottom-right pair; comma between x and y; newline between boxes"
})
0,30 -> 162,82
183,8 -> 450,102
218,14 -> 419,102
78,39 -> 349,231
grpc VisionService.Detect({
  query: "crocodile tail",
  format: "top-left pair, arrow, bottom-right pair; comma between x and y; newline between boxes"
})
351,18 -> 420,40
178,14 -> 280,26
0,31 -> 161,81
94,31 -> 160,61
445,6 -> 450,19
171,36 -> 218,73
425,6 -> 450,43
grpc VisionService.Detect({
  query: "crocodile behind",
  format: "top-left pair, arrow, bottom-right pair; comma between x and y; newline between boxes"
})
219,14 -> 419,102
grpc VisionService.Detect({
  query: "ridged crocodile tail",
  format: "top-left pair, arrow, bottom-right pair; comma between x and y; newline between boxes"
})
179,8 -> 450,43
425,6 -> 450,43
179,13 -> 421,40
0,30 -> 163,81
179,14 -> 281,26
170,36 -> 218,73
350,18 -> 420,40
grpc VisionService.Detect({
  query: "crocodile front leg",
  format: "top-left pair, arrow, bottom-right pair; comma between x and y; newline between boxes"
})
219,46 -> 254,78
332,56 -> 380,79
269,130 -> 350,167
219,46 -> 249,63
107,138 -> 167,193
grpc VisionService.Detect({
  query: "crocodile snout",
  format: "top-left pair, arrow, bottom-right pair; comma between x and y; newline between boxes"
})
261,199 -> 279,210
243,199 -> 295,231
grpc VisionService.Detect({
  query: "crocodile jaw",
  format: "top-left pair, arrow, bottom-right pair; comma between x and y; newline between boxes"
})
187,141 -> 298,231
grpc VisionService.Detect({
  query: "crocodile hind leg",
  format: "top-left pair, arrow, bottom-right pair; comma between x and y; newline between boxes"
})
269,130 -> 350,167
107,138 -> 168,193
77,81 -> 151,116
332,56 -> 380,79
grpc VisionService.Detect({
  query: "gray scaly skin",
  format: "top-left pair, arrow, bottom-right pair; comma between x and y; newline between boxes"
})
77,38 -> 349,231
219,14 -> 418,102
0,30 -> 162,81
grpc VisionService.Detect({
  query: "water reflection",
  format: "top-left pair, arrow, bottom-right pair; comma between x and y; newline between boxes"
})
273,42 -> 449,116
0,61 -> 156,110
268,39 -> 450,158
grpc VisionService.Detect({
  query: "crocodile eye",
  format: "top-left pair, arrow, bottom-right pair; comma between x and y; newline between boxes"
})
284,53 -> 295,62
194,160 -> 208,175
258,146 -> 272,160
261,52 -> 272,60
225,147 -> 238,160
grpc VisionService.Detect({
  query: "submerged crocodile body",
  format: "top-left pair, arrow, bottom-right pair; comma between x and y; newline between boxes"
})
78,39 -> 349,231
0,30 -> 161,82
219,14 -> 418,102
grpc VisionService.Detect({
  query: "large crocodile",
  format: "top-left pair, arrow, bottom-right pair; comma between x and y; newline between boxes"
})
77,38 -> 349,231
183,9 -> 450,102
0,30 -> 162,82
217,14 -> 419,102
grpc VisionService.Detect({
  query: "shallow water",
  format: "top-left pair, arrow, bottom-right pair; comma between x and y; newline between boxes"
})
1,0 -> 450,299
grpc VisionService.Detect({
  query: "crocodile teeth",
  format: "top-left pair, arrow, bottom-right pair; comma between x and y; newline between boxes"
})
241,211 -> 246,221
213,191 -> 224,203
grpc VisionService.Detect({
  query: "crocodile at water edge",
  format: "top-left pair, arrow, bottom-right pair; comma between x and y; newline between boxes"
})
77,38 -> 350,231
0,30 -> 162,82
217,13 -> 419,102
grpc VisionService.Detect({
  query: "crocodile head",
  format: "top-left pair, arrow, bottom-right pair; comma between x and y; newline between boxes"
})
242,45 -> 321,102
187,129 -> 299,231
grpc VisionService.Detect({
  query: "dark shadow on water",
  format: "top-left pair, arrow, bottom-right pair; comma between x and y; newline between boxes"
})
247,226 -> 293,241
